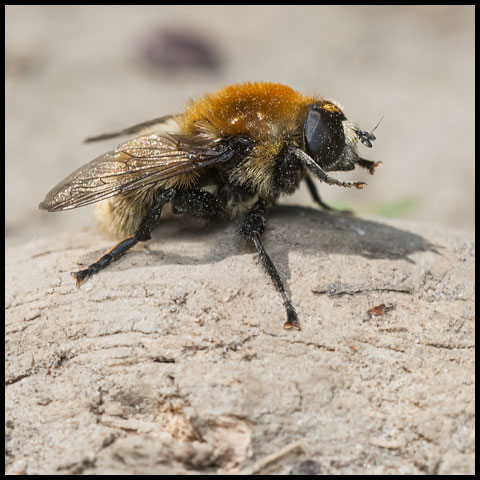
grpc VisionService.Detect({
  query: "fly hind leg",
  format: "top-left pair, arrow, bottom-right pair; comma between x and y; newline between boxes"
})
239,199 -> 300,330
73,188 -> 226,286
72,188 -> 176,286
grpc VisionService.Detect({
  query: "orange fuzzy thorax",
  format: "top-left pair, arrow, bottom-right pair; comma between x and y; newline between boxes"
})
178,82 -> 318,141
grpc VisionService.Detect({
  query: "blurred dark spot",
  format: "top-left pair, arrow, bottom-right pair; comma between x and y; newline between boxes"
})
140,27 -> 222,72
5,49 -> 45,79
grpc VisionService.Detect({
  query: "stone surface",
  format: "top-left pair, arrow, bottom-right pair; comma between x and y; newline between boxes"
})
5,208 -> 475,474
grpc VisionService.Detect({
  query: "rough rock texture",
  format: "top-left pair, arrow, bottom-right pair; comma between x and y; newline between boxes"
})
5,208 -> 475,475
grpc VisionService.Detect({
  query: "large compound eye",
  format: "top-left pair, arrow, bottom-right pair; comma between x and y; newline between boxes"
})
304,105 -> 346,167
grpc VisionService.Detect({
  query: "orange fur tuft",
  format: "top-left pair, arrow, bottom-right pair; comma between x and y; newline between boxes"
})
178,82 -> 317,141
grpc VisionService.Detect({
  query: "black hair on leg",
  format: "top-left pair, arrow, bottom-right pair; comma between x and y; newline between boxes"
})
72,188 -> 176,285
239,199 -> 300,329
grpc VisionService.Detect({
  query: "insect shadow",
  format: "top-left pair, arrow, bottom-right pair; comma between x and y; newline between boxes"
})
77,205 -> 439,291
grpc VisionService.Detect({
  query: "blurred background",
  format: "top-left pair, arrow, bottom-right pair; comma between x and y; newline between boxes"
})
5,5 -> 475,247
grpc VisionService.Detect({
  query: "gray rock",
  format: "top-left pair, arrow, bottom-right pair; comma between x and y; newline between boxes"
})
5,210 -> 474,474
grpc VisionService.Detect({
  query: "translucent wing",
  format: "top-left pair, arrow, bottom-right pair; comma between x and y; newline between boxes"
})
83,115 -> 177,143
39,133 -> 236,211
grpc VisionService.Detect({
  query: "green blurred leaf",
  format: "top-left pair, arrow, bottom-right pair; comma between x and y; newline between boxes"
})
371,196 -> 421,217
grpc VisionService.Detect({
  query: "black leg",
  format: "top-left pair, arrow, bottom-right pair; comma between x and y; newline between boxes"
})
305,175 -> 353,214
357,158 -> 382,175
305,174 -> 335,211
171,189 -> 225,219
290,146 -> 366,189
239,200 -> 300,330
72,188 -> 176,286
